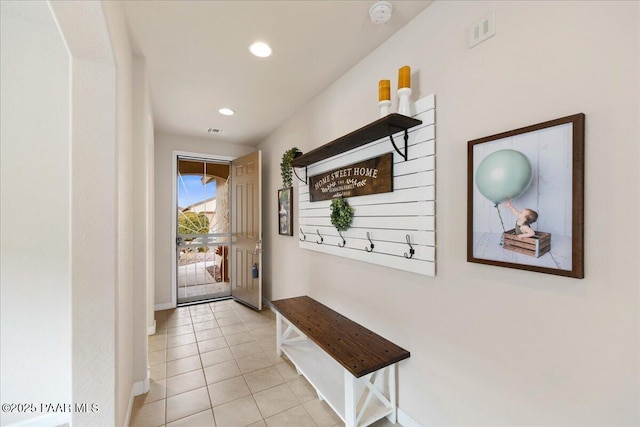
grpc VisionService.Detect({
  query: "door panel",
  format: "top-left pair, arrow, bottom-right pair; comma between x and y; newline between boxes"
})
231,151 -> 262,310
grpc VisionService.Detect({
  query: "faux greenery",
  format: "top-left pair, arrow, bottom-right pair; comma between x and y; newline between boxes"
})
330,197 -> 354,231
280,147 -> 301,189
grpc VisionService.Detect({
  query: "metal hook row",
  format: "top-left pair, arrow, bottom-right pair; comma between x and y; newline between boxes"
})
298,228 -> 323,244
298,228 -> 341,247
299,229 -> 416,259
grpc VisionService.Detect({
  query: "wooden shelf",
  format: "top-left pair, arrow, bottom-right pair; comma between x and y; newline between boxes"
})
280,340 -> 346,419
281,339 -> 392,425
291,113 -> 422,168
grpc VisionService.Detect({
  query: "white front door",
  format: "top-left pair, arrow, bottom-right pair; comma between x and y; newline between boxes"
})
230,151 -> 262,310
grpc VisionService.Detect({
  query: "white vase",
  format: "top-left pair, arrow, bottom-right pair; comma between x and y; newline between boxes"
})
397,87 -> 412,116
378,100 -> 391,118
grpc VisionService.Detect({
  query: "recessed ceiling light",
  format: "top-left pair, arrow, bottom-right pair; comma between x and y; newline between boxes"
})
218,108 -> 235,116
249,42 -> 272,58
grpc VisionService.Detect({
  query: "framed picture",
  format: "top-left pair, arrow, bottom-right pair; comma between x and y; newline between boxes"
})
467,114 -> 585,278
278,188 -> 293,236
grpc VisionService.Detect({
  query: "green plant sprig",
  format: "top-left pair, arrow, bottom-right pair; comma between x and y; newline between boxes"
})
330,197 -> 354,231
280,147 -> 301,189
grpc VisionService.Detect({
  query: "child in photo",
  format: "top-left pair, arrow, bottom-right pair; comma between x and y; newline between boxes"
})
504,200 -> 538,239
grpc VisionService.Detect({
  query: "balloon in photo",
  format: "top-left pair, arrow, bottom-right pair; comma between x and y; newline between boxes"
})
475,149 -> 532,205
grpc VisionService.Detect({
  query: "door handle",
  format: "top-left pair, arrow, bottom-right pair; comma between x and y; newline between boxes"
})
254,238 -> 262,255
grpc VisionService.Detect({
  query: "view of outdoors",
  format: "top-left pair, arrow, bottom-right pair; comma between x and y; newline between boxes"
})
177,159 -> 231,304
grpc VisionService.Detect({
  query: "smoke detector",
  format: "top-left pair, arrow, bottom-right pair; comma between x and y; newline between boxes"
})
369,1 -> 393,24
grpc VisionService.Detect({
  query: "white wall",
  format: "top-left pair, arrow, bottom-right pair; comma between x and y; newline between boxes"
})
101,2 -> 147,425
259,1 -> 639,425
69,49 -> 117,427
136,58 -> 156,335
154,133 -> 254,307
132,54 -> 155,376
2,2 -> 151,425
103,2 -> 133,425
148,121 -> 156,327
0,3 -> 71,425
258,116 -> 316,303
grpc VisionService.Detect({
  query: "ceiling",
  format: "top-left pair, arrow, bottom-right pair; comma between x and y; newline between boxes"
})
122,1 -> 432,146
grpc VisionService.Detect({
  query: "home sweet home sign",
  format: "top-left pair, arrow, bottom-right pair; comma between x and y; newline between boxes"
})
308,153 -> 393,201
298,94 -> 437,277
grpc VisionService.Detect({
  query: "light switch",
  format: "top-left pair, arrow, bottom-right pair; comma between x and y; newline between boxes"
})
469,12 -> 496,48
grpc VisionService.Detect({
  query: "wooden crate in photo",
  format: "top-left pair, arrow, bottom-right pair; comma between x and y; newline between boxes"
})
503,229 -> 551,258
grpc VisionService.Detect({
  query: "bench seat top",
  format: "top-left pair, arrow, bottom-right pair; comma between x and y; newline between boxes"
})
272,296 -> 410,378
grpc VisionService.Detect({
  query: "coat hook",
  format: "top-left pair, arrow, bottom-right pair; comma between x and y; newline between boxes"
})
338,230 -> 346,248
299,228 -> 306,242
316,229 -> 324,245
404,234 -> 415,259
365,232 -> 375,252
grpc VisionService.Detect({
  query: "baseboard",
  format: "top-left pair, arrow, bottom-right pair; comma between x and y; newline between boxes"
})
123,383 -> 135,427
154,302 -> 173,311
125,369 -> 151,426
397,407 -> 421,427
147,320 -> 156,336
7,413 -> 70,427
262,296 -> 273,311
133,368 -> 151,395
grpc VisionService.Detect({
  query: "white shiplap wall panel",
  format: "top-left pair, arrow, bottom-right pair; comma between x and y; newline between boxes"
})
297,95 -> 436,276
299,232 -> 435,260
300,215 -> 435,231
300,240 -> 436,276
395,170 -> 435,189
300,201 -> 435,218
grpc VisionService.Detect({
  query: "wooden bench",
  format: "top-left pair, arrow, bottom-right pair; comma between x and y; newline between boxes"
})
272,296 -> 410,427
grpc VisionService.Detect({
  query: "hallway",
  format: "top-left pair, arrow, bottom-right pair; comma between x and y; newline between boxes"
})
131,300 -> 400,426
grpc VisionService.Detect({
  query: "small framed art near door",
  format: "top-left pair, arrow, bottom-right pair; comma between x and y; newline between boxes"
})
467,113 -> 585,278
278,188 -> 293,236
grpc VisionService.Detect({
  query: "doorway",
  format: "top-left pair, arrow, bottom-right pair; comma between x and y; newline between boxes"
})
176,156 -> 231,305
173,151 -> 263,309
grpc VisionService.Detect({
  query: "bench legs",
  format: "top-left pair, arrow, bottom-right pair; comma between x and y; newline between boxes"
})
344,364 -> 398,427
276,312 -> 282,356
388,363 -> 397,424
344,370 -> 357,427
276,312 -> 399,427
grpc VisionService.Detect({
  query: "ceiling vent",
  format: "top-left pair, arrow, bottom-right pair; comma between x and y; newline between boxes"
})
207,128 -> 223,134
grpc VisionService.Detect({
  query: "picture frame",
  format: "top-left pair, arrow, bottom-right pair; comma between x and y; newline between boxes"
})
467,114 -> 585,278
278,188 -> 293,236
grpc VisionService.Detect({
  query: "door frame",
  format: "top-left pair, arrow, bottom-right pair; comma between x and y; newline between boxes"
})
171,150 -> 235,308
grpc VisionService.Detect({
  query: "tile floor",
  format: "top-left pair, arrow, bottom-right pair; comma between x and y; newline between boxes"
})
130,299 -> 401,427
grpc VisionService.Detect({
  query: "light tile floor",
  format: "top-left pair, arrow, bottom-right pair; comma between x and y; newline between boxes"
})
130,299 -> 401,427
